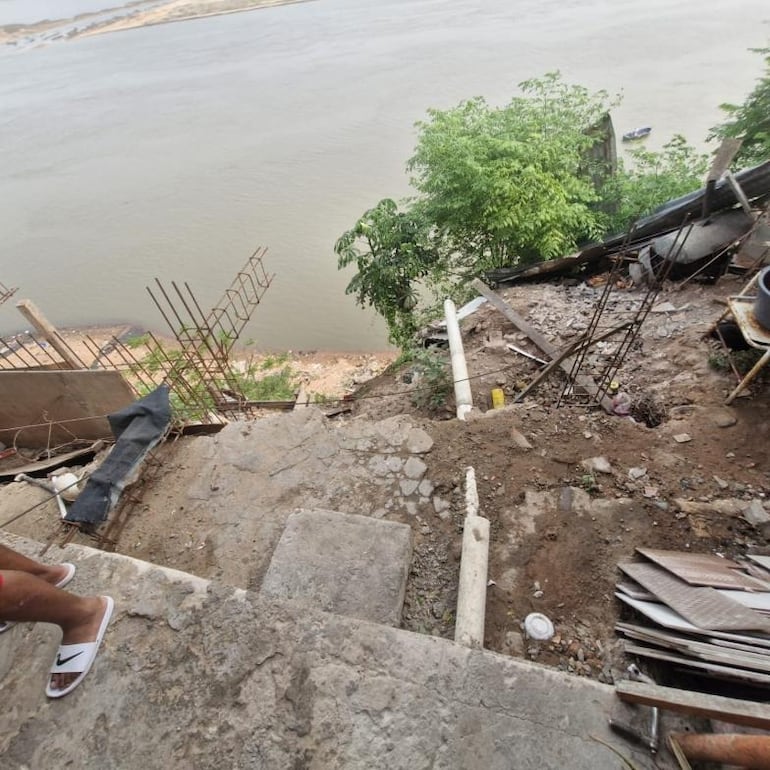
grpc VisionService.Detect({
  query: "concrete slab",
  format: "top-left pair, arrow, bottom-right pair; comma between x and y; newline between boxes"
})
0,534 -> 658,770
260,509 -> 412,625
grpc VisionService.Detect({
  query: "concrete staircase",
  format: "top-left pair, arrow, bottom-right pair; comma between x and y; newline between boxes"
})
0,533 -> 655,770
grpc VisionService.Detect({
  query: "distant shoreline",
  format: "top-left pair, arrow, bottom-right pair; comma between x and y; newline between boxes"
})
0,0 -> 316,48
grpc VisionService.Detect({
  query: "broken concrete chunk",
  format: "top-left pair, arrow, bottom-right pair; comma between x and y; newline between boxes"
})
713,475 -> 729,490
581,456 -> 613,474
673,433 -> 692,444
743,499 -> 770,528
628,467 -> 647,480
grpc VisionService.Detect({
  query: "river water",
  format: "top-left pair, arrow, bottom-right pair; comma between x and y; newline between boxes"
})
0,0 -> 768,349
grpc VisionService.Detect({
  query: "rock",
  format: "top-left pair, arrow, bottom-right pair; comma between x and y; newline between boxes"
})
643,486 -> 658,499
673,433 -> 692,444
511,427 -> 533,450
418,479 -> 435,497
628,467 -> 647,480
581,456 -> 613,475
484,330 -> 505,349
711,408 -> 738,428
713,475 -> 729,490
432,496 -> 451,514
400,479 -> 419,496
405,428 -> 434,454
743,499 -> 770,528
651,301 -> 677,313
503,631 -> 525,656
403,456 -> 428,480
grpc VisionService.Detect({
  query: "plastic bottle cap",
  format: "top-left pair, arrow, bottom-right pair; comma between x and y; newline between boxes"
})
524,612 -> 554,640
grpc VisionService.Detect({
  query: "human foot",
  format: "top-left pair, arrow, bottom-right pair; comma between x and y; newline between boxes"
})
47,596 -> 114,698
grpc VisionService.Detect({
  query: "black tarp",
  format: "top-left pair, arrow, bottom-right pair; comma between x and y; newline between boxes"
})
65,385 -> 171,526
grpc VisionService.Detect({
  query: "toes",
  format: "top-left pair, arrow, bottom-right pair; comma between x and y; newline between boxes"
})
49,673 -> 78,692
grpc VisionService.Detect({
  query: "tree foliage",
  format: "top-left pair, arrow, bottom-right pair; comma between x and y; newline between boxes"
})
710,47 -> 770,167
601,135 -> 709,234
407,73 -> 617,268
335,198 -> 438,345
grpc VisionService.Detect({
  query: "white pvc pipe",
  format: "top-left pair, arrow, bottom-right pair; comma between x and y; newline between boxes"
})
454,467 -> 490,649
444,298 -> 473,420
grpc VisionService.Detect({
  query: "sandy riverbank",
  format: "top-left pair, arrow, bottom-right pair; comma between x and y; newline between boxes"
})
1,323 -> 396,399
1,0 -> 313,47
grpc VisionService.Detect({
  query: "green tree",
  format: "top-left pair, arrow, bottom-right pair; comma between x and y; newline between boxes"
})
335,198 -> 439,346
408,72 -> 617,269
601,135 -> 709,234
336,73 -> 619,346
710,46 -> 770,168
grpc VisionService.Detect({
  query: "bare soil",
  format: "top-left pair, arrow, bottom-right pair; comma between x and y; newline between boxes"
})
348,274 -> 770,680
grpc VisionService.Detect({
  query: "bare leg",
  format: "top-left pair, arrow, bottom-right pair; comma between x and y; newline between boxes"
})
0,570 -> 109,692
0,544 -> 70,586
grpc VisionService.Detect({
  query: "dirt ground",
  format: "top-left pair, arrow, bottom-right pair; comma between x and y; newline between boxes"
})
3,272 -> 770,687
346,273 -> 770,681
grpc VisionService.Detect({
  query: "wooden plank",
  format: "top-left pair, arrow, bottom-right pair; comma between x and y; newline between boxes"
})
617,623 -> 770,672
725,171 -> 756,218
708,138 -> 743,183
472,279 -> 615,413
0,370 -> 135,447
616,680 -> 770,730
15,299 -> 85,370
623,642 -> 770,685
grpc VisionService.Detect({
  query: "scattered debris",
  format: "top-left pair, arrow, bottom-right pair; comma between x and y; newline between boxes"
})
582,456 -> 613,475
615,548 -> 770,686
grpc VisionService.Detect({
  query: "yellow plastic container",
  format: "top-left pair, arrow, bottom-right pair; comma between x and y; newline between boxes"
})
491,388 -> 505,409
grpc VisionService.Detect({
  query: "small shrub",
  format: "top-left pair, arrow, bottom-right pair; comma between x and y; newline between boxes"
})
125,332 -> 150,349
409,348 -> 452,411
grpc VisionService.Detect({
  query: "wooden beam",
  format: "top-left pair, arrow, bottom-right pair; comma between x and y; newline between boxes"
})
708,138 -> 743,183
616,680 -> 770,730
471,279 -> 615,413
15,299 -> 85,370
725,171 -> 754,218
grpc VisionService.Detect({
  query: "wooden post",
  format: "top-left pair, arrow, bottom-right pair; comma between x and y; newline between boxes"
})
15,299 -> 85,369
617,680 -> 770,730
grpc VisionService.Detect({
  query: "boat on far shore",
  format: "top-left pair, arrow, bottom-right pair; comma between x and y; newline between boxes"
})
622,125 -> 652,142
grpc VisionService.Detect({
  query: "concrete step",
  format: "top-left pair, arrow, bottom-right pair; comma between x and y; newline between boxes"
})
0,533 -> 654,770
